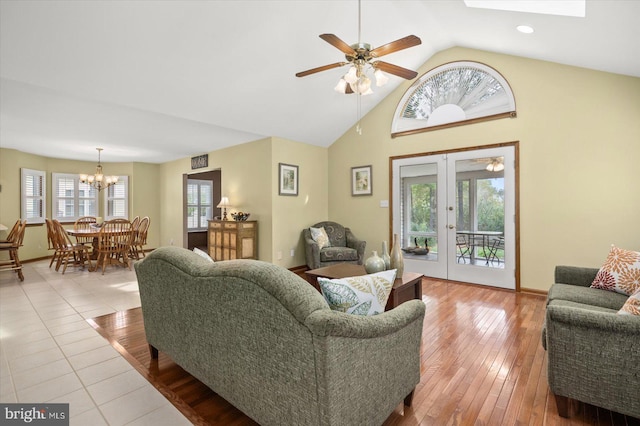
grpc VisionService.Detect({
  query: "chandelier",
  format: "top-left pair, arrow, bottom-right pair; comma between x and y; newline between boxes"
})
79,148 -> 118,191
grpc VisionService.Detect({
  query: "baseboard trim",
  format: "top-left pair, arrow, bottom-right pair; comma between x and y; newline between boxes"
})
520,287 -> 548,296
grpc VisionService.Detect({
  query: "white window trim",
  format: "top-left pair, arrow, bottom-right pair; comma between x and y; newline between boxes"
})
52,172 -> 99,222
21,168 -> 46,224
104,176 -> 129,220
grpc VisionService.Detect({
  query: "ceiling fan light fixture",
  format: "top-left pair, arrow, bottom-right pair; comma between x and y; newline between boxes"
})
334,78 -> 348,93
374,69 -> 389,87
486,160 -> 505,172
350,75 -> 372,95
344,66 -> 358,84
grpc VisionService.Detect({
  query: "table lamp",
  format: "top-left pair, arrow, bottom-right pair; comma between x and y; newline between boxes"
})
216,196 -> 231,221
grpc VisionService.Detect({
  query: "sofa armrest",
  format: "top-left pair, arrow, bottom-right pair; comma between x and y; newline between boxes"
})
345,228 -> 366,263
304,235 -> 320,269
305,299 -> 425,338
545,303 -> 640,418
547,302 -> 640,334
554,265 -> 599,287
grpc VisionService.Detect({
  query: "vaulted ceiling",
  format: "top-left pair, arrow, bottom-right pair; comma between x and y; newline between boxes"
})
1,1 -> 638,163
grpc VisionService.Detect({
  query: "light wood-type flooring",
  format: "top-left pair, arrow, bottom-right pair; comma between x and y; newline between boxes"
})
89,278 -> 640,426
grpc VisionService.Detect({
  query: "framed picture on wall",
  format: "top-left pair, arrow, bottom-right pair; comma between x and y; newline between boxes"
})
351,165 -> 372,196
278,163 -> 299,196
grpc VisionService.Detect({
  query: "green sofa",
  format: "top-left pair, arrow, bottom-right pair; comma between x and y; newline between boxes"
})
542,265 -> 640,419
134,246 -> 425,426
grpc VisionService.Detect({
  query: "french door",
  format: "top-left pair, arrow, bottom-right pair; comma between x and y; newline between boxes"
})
391,145 -> 516,289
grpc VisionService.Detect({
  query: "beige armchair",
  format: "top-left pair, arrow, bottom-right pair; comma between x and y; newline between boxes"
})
303,221 -> 366,270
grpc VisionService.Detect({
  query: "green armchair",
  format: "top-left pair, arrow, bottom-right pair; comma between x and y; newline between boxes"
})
542,265 -> 640,418
303,221 -> 366,270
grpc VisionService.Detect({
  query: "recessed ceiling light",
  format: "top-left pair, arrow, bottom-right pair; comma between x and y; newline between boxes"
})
517,25 -> 534,34
464,0 -> 585,18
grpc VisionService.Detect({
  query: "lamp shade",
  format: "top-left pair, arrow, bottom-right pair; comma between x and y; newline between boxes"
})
216,196 -> 230,208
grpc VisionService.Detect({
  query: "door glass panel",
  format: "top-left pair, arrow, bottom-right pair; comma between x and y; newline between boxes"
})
455,157 -> 505,268
400,163 -> 438,261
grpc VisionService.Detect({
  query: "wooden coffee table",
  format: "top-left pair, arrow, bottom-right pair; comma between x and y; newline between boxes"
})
305,263 -> 423,311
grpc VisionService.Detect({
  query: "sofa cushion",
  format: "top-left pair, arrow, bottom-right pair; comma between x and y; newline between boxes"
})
548,283 -> 629,311
310,226 -> 330,250
618,288 -> 640,316
318,269 -> 396,316
319,246 -> 359,262
590,245 -> 640,296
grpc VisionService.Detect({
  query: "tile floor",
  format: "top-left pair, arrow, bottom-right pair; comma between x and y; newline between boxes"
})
0,260 -> 191,426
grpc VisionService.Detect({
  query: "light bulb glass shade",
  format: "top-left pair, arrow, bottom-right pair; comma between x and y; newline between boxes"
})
350,75 -> 371,94
95,173 -> 103,182
486,162 -> 505,172
344,66 -> 358,84
334,78 -> 347,93
374,69 -> 389,87
216,196 -> 230,208
79,174 -> 88,181
88,175 -> 95,183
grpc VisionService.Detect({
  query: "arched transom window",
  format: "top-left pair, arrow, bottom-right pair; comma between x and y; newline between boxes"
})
392,61 -> 516,137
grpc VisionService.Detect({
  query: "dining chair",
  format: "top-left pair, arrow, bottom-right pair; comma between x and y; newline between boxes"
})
0,219 -> 21,244
96,219 -> 134,274
128,216 -> 141,258
51,219 -> 92,274
0,219 -> 27,281
456,234 -> 473,264
73,216 -> 97,246
45,218 -> 62,268
487,236 -> 505,264
131,216 -> 150,259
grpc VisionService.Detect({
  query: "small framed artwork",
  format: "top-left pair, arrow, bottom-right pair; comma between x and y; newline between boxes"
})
351,165 -> 372,196
278,163 -> 299,196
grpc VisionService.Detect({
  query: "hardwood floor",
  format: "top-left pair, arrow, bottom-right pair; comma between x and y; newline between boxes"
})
88,278 -> 639,426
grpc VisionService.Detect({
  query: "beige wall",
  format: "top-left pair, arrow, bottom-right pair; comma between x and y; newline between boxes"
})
157,137 -> 328,268
0,148 -> 161,260
271,137 -> 328,268
328,47 -> 640,292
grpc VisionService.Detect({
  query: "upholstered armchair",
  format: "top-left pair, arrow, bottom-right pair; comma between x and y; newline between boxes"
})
303,221 -> 366,270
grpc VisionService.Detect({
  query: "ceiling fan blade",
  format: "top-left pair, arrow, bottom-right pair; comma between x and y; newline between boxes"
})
296,62 -> 346,78
319,34 -> 356,55
374,61 -> 418,80
370,35 -> 421,58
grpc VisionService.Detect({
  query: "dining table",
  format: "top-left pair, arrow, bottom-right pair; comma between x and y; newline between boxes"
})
456,230 -> 503,264
66,226 -> 135,270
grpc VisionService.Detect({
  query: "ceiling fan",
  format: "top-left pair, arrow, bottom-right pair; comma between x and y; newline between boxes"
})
295,0 -> 422,95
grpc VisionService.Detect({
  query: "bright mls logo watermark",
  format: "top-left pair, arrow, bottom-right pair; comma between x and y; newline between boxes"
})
1,404 -> 69,425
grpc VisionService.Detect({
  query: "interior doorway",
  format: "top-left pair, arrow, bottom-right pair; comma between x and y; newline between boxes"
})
182,170 -> 221,250
391,143 -> 518,289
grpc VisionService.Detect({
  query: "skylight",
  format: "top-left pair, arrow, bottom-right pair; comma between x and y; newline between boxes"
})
464,0 -> 586,17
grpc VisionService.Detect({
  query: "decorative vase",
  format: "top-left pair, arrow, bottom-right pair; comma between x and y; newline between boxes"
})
389,233 -> 404,278
364,251 -> 386,274
381,241 -> 391,270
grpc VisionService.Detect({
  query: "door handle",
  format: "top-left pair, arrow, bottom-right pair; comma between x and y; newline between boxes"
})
448,225 -> 455,229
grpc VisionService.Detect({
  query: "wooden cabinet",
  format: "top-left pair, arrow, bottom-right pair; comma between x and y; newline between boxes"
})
208,220 -> 258,261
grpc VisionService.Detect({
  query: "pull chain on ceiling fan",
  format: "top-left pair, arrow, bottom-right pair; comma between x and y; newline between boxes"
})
296,0 -> 422,134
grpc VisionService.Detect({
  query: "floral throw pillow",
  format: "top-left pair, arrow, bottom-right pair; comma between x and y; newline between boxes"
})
310,226 -> 330,250
318,269 -> 397,316
618,288 -> 640,316
590,245 -> 640,296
